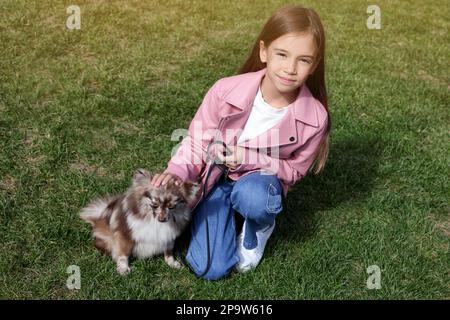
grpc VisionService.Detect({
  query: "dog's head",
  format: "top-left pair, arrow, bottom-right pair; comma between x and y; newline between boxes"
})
130,169 -> 200,222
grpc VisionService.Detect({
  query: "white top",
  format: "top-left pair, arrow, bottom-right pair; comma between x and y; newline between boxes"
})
237,86 -> 292,145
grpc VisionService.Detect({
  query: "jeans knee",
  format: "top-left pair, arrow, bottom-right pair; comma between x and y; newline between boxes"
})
188,256 -> 235,280
231,177 -> 283,222
199,265 -> 232,280
187,246 -> 238,281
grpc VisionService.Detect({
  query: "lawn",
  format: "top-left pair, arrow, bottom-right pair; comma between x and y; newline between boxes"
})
0,0 -> 448,299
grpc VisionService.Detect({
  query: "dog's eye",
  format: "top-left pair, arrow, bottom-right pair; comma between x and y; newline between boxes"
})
168,204 -> 176,210
149,201 -> 159,208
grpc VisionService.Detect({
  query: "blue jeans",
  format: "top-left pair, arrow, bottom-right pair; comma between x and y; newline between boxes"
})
186,171 -> 284,280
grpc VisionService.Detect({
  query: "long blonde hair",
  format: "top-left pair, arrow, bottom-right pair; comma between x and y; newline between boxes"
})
237,5 -> 330,174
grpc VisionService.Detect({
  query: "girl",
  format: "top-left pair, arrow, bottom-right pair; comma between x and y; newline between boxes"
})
151,5 -> 330,280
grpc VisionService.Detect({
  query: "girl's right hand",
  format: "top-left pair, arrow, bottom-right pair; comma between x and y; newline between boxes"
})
151,172 -> 182,187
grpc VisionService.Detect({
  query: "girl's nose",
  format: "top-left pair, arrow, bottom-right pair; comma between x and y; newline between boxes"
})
284,59 -> 297,75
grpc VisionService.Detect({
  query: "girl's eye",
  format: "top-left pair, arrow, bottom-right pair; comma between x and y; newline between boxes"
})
277,53 -> 286,57
300,59 -> 311,64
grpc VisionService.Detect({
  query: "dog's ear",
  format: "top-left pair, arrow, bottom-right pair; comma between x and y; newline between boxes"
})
179,181 -> 200,204
133,168 -> 153,186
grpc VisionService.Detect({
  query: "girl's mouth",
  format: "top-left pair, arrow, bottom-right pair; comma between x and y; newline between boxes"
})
278,75 -> 296,85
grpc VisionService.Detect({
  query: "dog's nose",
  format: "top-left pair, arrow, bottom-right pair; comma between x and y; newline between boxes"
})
157,216 -> 169,223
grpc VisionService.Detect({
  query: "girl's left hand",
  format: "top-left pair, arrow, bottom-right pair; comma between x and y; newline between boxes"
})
216,146 -> 245,170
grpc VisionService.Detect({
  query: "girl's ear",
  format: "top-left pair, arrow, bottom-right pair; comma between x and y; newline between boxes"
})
259,40 -> 267,64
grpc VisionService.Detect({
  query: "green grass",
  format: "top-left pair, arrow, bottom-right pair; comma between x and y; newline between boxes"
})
0,0 -> 449,299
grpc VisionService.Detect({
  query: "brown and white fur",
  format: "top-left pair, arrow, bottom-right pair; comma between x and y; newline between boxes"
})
79,169 -> 200,275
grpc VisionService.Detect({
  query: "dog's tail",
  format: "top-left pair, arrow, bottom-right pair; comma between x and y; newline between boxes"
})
80,196 -> 116,255
79,196 -> 112,225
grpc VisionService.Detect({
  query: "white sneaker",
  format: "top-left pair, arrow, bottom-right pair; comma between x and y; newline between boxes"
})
235,221 -> 275,272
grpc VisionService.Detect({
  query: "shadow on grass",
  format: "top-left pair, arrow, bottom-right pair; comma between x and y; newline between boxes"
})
275,134 -> 383,243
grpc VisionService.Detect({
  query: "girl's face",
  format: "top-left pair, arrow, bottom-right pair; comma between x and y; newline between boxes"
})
259,32 -> 318,95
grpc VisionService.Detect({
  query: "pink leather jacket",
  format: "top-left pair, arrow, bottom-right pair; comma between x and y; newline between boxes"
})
164,68 -> 329,209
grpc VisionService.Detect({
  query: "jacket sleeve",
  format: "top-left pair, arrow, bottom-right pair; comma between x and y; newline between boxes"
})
232,117 -> 328,187
163,80 -> 222,182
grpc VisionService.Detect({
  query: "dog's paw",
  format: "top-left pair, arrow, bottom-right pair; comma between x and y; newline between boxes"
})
169,260 -> 182,269
117,264 -> 131,275
166,258 -> 182,269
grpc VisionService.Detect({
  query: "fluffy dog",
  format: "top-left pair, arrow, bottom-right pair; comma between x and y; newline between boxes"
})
79,169 -> 199,275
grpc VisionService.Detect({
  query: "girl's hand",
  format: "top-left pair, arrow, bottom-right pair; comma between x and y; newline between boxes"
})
151,172 -> 182,187
217,146 -> 245,170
